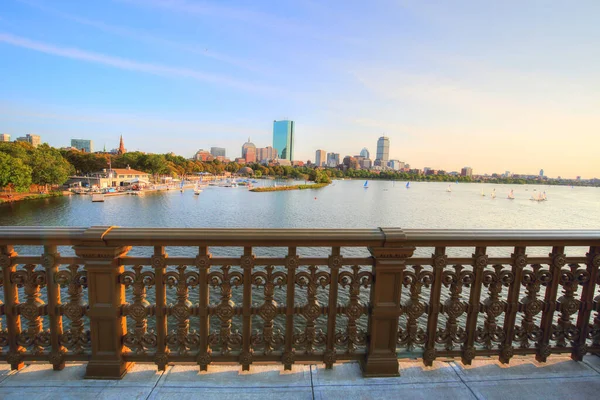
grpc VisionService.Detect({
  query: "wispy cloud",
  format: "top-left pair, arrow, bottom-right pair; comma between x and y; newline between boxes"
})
117,0 -> 364,45
16,0 -> 269,74
0,32 -> 276,93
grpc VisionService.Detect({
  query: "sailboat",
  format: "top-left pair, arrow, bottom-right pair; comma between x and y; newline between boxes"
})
180,179 -> 184,193
364,180 -> 369,189
491,189 -> 496,199
507,189 -> 515,200
481,189 -> 485,197
406,182 -> 410,189
530,191 -> 547,202
446,184 -> 452,192
194,182 -> 202,195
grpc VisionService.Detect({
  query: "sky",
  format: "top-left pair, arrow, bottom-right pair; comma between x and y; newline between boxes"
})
1,0 -> 599,178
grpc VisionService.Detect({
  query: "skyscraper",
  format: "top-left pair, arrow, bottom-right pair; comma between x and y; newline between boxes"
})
0,134 -> 10,142
315,150 -> 326,167
461,167 -> 473,177
71,139 -> 94,153
273,120 -> 294,161
375,136 -> 389,165
242,138 -> 256,163
360,147 -> 370,159
539,169 -> 544,177
327,153 -> 340,167
211,147 -> 226,157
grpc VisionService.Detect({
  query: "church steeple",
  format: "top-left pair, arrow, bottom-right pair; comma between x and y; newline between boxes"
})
118,135 -> 126,155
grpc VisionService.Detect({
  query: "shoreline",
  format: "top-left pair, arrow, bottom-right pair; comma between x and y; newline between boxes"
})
0,191 -> 66,204
250,183 -> 330,192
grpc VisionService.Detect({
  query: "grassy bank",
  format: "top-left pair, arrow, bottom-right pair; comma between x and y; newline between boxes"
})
0,191 -> 65,204
250,183 -> 330,192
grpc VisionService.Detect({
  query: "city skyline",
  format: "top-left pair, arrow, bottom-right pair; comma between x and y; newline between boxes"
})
1,1 -> 599,178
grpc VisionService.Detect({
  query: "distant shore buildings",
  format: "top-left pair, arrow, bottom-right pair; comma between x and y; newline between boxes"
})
16,134 -> 41,147
71,139 -> 94,153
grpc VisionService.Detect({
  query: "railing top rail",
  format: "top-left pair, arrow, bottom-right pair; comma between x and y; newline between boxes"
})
402,229 -> 600,246
0,226 -> 598,247
0,226 -> 89,246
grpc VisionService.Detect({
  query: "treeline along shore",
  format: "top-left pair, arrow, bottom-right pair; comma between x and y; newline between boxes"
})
1,141 -> 596,203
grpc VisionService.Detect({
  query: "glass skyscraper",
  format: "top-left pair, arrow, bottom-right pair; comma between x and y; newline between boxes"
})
272,120 -> 294,161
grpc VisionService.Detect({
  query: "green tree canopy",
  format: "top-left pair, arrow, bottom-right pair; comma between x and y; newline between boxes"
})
0,152 -> 33,192
29,144 -> 73,187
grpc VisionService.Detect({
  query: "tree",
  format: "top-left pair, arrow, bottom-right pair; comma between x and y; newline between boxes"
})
0,153 -> 32,192
29,144 -> 73,187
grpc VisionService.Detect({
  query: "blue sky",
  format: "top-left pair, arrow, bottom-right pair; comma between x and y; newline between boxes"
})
1,0 -> 599,178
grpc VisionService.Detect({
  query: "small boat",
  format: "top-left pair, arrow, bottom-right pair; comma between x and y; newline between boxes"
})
180,180 -> 184,193
508,189 -> 515,200
446,185 -> 452,192
491,189 -> 496,199
406,182 -> 410,189
364,180 -> 369,189
481,189 -> 485,197
530,191 -> 547,202
194,182 -> 202,195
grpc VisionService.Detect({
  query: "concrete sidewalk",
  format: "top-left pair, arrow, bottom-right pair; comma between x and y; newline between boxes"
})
0,355 -> 599,399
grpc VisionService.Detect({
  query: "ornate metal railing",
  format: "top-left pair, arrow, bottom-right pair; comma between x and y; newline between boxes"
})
0,227 -> 598,378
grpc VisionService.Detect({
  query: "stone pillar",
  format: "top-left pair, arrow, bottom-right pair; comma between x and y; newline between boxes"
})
362,228 -> 414,377
73,226 -> 132,379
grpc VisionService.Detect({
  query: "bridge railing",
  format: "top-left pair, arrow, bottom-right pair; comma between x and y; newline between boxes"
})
0,226 -> 598,378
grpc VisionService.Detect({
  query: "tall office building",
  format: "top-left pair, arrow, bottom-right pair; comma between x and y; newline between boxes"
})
16,134 -> 41,147
211,147 -> 226,157
242,138 -> 256,163
375,136 -> 389,165
257,146 -> 277,162
315,150 -> 326,167
273,120 -> 294,161
461,167 -> 473,177
326,152 -> 340,167
539,169 -> 544,177
71,139 -> 94,153
0,134 -> 10,142
360,147 -> 370,159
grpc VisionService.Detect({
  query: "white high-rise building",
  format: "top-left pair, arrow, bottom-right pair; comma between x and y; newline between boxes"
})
315,149 -> 326,167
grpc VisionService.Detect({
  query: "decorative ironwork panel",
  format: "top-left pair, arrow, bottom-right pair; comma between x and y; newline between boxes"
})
120,265 -> 157,355
336,265 -> 372,354
166,265 -> 200,355
293,265 -> 330,354
250,265 -> 286,354
551,263 -> 589,348
514,263 -> 551,349
12,265 -> 49,355
435,265 -> 473,351
208,266 -> 243,355
0,272 -> 7,352
56,264 -> 90,355
475,264 -> 514,350
397,265 -> 433,351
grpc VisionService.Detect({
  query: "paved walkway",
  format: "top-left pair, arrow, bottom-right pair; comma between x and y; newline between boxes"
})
1,355 -> 599,399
